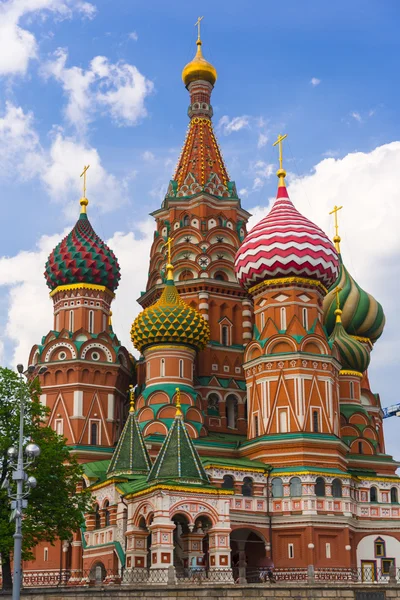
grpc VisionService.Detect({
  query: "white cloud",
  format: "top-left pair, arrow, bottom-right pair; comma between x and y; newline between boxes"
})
351,111 -> 363,123
129,31 -> 138,41
218,115 -> 250,135
0,0 -> 95,76
251,160 -> 275,190
239,188 -> 248,197
310,77 -> 321,86
257,132 -> 268,148
323,149 -> 340,158
42,49 -> 154,131
142,150 -> 155,161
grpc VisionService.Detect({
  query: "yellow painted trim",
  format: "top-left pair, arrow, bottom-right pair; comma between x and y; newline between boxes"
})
249,276 -> 328,296
145,345 -> 196,353
125,484 -> 234,500
89,477 -> 128,491
50,283 -> 115,298
351,335 -> 373,348
204,464 -> 267,474
358,476 -> 400,483
272,470 -> 352,479
339,369 -> 363,378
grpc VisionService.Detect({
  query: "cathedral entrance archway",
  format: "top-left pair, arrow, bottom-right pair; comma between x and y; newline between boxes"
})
230,528 -> 267,582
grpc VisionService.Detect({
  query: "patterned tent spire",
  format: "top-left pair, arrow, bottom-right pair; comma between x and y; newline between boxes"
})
107,386 -> 152,477
147,388 -> 209,485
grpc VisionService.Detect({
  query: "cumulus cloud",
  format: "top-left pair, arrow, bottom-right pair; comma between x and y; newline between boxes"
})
0,0 -> 95,76
251,160 -> 275,190
142,150 -> 155,161
42,49 -> 154,131
310,77 -> 321,86
257,132 -> 268,148
351,111 -> 363,123
129,31 -> 138,41
218,115 -> 250,135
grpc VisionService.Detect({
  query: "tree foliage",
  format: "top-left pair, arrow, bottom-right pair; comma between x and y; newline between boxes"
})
0,367 -> 90,585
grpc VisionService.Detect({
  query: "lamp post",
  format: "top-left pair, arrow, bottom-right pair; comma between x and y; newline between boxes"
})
2,363 -> 47,600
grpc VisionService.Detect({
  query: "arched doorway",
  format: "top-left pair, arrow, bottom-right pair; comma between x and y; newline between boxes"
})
138,516 -> 152,569
226,394 -> 238,429
230,528 -> 267,583
89,561 -> 106,586
172,514 -> 190,570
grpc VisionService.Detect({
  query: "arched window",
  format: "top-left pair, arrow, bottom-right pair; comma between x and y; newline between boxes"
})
272,477 -> 283,498
302,308 -> 308,330
332,478 -> 342,498
179,359 -> 184,378
69,310 -> 74,331
218,216 -> 223,226
179,270 -> 193,281
222,474 -> 234,489
260,312 -> 265,331
374,537 -> 385,557
254,415 -> 259,437
104,501 -> 110,527
370,486 -> 378,503
391,487 -> 398,504
160,358 -> 165,377
94,504 -> 101,529
313,410 -> 319,433
225,394 -> 238,429
215,271 -> 227,281
221,325 -> 229,346
290,477 -> 302,497
350,381 -> 354,399
207,393 -> 220,416
315,477 -> 325,497
183,215 -> 190,226
358,441 -> 363,454
242,477 -> 253,497
89,310 -> 94,334
280,307 -> 287,330
90,422 -> 99,445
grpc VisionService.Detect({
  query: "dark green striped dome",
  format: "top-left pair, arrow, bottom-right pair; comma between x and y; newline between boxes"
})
329,310 -> 371,374
323,256 -> 385,343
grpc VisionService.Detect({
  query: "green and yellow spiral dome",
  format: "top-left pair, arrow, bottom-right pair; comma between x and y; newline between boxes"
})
329,308 -> 371,375
131,265 -> 210,353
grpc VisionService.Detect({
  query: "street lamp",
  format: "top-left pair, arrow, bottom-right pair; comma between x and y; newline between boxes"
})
3,363 -> 47,600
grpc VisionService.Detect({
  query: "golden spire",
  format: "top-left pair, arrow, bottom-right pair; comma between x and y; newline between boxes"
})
195,15 -> 204,41
129,384 -> 135,413
182,17 -> 217,87
79,165 -> 90,214
334,286 -> 343,323
163,236 -> 175,281
175,387 -> 183,417
273,133 -> 288,187
329,204 -> 343,253
108,310 -> 113,328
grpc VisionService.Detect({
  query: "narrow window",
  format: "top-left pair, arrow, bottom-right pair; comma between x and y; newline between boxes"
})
147,361 -> 151,380
358,441 -> 363,454
221,326 -> 229,346
260,312 -> 265,331
242,477 -> 253,497
89,310 -> 94,334
315,477 -> 325,497
302,308 -> 308,330
254,415 -> 259,437
183,215 -> 190,226
290,477 -> 302,497
160,358 -> 165,377
90,422 -> 99,445
69,310 -> 74,331
391,487 -> 398,503
370,486 -> 378,503
104,501 -> 110,527
222,475 -> 234,489
55,419 -> 63,436
332,478 -> 342,498
179,359 -> 184,378
326,543 -> 331,559
313,410 -> 319,433
56,313 -> 60,331
350,381 -> 354,399
279,409 -> 288,433
374,537 -> 385,557
280,307 -> 287,330
44,548 -> 48,561
94,505 -> 101,529
288,543 -> 294,559
272,478 -> 283,498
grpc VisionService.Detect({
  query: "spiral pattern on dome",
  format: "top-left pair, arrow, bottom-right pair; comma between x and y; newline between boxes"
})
329,313 -> 371,374
131,274 -> 210,353
235,186 -> 339,291
323,258 -> 385,343
45,213 -> 121,292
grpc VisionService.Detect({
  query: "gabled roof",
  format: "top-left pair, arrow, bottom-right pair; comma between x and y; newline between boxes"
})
147,408 -> 209,485
107,406 -> 152,477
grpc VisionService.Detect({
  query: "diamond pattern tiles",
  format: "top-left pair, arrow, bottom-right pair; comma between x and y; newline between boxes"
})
45,213 -> 121,292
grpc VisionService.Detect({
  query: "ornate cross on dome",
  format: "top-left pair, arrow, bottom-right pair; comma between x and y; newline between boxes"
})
80,165 -> 90,198
273,133 -> 288,171
329,204 -> 343,253
164,236 -> 174,264
195,16 -> 204,40
175,387 -> 183,417
128,384 -> 135,413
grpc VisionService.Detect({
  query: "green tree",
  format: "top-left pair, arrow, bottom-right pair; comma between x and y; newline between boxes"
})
0,367 -> 90,590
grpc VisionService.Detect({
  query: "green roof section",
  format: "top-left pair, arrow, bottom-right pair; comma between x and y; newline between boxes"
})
108,406 -> 152,477
201,456 -> 270,471
148,409 -> 209,485
242,432 -> 340,447
83,459 -> 110,482
340,403 -> 370,419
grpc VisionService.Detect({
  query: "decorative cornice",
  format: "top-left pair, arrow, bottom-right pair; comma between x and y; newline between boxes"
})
89,477 -> 128,491
50,283 -> 115,298
125,484 -> 234,499
339,369 -> 363,378
248,276 -> 328,296
204,464 -> 267,474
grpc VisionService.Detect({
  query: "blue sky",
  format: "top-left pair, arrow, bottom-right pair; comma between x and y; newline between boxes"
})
0,0 -> 399,457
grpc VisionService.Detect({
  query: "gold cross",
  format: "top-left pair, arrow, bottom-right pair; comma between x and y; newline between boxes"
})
80,165 -> 90,198
329,204 -> 343,252
273,133 -> 288,171
163,236 -> 174,264
195,16 -> 204,40
335,286 -> 342,311
175,387 -> 183,417
128,384 -> 135,413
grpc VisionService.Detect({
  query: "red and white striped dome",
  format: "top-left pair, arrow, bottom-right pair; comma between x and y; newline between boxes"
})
235,184 -> 339,291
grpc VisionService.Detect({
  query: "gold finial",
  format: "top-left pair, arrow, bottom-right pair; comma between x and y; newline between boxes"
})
108,311 -> 113,328
195,16 -> 204,42
175,387 -> 183,417
329,205 -> 343,253
128,384 -> 135,413
273,133 -> 288,187
163,236 -> 175,281
334,286 -> 342,323
80,165 -> 90,213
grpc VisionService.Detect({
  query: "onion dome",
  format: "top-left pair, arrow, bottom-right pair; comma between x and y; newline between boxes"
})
182,39 -> 217,87
323,256 -> 385,344
235,169 -> 339,292
45,197 -> 120,293
329,306 -> 371,375
131,264 -> 210,353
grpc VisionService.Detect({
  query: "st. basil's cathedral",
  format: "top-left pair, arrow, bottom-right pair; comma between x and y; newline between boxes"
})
23,26 -> 399,584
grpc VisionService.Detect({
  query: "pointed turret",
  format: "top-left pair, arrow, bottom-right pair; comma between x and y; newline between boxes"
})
147,389 -> 209,485
107,386 -> 152,477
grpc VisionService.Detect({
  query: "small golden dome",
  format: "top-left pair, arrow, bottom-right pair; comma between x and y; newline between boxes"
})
182,40 -> 217,88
